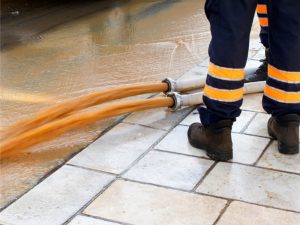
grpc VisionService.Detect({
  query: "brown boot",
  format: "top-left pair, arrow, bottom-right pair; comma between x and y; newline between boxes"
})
187,120 -> 233,161
268,114 -> 299,154
245,48 -> 269,83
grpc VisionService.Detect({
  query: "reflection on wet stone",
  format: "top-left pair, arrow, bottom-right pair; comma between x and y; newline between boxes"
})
1,0 -> 210,208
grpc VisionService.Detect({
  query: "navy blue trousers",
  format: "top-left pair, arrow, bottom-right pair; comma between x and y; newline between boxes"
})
257,0 -> 269,48
199,0 -> 300,126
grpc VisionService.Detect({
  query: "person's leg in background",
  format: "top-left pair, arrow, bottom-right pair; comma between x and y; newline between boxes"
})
245,0 -> 269,82
264,0 -> 300,154
188,0 -> 257,161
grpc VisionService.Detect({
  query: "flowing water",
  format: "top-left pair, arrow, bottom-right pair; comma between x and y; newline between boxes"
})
0,0 -> 211,208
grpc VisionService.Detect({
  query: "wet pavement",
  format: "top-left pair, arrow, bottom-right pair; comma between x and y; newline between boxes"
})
1,0 -> 211,209
1,42 -> 300,224
2,2 -> 296,225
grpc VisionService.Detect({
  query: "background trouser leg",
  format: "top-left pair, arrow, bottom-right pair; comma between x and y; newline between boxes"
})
263,0 -> 300,115
199,0 -> 257,126
257,0 -> 269,48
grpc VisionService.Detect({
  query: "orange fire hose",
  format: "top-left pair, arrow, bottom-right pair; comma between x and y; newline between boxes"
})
0,97 -> 174,158
2,82 -> 168,139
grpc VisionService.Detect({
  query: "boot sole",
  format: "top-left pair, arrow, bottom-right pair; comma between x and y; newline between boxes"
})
268,126 -> 299,155
189,138 -> 232,161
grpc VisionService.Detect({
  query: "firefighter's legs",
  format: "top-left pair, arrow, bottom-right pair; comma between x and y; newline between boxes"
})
264,0 -> 300,154
199,0 -> 257,126
188,0 -> 257,161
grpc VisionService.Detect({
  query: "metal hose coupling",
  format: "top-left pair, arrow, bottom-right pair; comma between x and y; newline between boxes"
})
162,78 -> 176,93
167,92 -> 204,111
162,77 -> 206,93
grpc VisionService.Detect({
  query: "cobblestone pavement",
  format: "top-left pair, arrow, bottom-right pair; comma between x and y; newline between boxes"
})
0,39 -> 299,225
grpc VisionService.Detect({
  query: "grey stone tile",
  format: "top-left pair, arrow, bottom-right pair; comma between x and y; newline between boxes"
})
233,111 -> 256,132
0,166 -> 114,225
84,180 -> 227,225
68,123 -> 166,174
180,110 -> 256,133
67,215 -> 121,225
249,38 -> 264,51
241,93 -> 265,113
248,49 -> 259,59
231,133 -> 269,165
258,141 -> 300,174
178,65 -> 208,81
252,48 -> 266,61
199,57 -> 209,67
180,109 -> 199,126
217,201 -> 300,225
155,125 -> 268,165
197,163 -> 300,211
245,58 -> 261,69
155,125 -> 206,157
244,113 -> 271,137
124,107 -> 192,131
123,151 -> 213,190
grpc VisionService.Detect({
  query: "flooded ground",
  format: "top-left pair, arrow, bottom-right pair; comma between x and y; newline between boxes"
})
0,0 -> 211,208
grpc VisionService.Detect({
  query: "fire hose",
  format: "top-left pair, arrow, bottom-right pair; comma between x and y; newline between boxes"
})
0,78 -> 265,157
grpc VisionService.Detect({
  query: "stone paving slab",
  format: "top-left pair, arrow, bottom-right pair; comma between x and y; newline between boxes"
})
155,125 -> 270,165
155,125 -> 205,157
251,47 -> 266,61
241,93 -> 265,112
197,162 -> 300,212
248,38 -> 264,51
68,123 -> 165,174
257,141 -> 300,174
123,150 -> 213,190
124,107 -> 192,131
67,215 -> 121,225
244,112 -> 271,137
178,65 -> 208,80
217,201 -> 300,225
84,180 -> 227,225
0,166 -> 114,225
180,110 -> 256,133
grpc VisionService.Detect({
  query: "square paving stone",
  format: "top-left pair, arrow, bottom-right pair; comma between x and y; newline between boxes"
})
124,107 -> 192,131
180,110 -> 199,126
231,133 -> 269,165
249,38 -> 264,51
84,180 -> 227,225
241,93 -> 265,112
67,215 -> 121,225
123,151 -> 213,190
155,125 -> 269,165
200,57 -> 209,67
0,166 -> 114,225
244,113 -> 271,137
178,65 -> 208,81
155,125 -> 206,157
197,163 -> 300,212
68,123 -> 166,174
180,110 -> 256,133
257,141 -> 300,174
252,48 -> 266,61
217,201 -> 300,225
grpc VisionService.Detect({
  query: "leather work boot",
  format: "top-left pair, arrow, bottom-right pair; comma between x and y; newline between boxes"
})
245,48 -> 269,83
187,120 -> 233,161
268,114 -> 300,154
